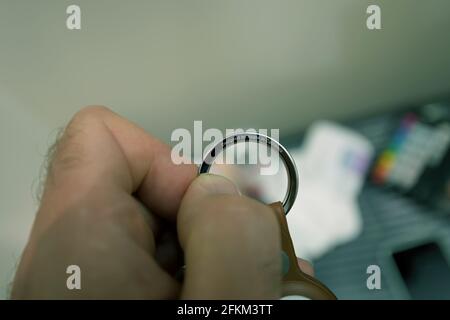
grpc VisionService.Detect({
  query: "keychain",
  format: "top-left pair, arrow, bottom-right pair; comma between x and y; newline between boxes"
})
199,132 -> 337,300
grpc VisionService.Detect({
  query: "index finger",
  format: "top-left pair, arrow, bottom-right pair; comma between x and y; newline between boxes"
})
41,106 -> 197,222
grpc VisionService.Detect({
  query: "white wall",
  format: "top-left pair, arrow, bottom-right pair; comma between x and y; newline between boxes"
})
0,91 -> 50,298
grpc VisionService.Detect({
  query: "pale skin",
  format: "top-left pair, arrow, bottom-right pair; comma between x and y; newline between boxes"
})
11,106 -> 313,299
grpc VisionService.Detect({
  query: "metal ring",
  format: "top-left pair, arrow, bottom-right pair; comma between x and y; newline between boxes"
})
198,132 -> 298,215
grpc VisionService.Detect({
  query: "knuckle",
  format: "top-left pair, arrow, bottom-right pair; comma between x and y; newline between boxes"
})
71,105 -> 111,122
47,106 -> 112,176
66,105 -> 113,132
61,105 -> 111,147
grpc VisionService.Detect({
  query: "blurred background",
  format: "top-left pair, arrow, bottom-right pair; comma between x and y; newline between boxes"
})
1,0 -> 449,299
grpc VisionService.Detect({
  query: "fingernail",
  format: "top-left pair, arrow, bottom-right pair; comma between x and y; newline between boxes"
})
193,174 -> 241,196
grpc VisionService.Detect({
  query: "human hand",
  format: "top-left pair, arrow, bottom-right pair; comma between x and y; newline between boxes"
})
11,106 -> 312,299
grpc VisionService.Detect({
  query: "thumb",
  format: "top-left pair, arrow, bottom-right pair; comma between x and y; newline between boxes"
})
177,174 -> 282,299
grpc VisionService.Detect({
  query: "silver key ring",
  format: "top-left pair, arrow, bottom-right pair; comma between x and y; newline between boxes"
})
198,132 -> 298,215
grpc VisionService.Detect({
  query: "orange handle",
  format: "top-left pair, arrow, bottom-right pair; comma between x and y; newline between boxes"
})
269,202 -> 337,300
